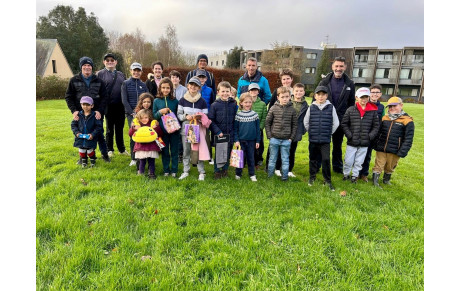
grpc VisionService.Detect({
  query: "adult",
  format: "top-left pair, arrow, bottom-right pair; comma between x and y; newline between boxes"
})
316,56 -> 356,173
185,54 -> 216,95
65,56 -> 110,162
145,61 -> 164,97
96,53 -> 128,158
237,57 -> 272,105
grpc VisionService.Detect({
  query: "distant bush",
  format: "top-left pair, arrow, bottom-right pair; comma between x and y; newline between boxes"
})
36,75 -> 69,100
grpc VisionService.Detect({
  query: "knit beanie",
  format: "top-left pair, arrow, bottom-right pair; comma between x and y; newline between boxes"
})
196,54 -> 208,64
79,56 -> 94,69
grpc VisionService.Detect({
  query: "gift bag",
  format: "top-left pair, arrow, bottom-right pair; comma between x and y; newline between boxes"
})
190,149 -> 199,165
161,110 -> 181,133
185,119 -> 200,143
214,134 -> 230,168
155,137 -> 166,149
230,144 -> 244,168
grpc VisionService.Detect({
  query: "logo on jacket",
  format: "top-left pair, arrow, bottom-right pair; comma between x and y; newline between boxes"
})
346,87 -> 351,90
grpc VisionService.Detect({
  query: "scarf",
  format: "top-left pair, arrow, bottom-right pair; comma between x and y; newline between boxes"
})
388,110 -> 406,120
183,92 -> 202,103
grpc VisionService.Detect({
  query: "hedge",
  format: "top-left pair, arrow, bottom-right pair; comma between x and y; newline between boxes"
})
36,75 -> 69,100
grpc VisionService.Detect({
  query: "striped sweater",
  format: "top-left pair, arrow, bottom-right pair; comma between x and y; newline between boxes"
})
234,110 -> 260,142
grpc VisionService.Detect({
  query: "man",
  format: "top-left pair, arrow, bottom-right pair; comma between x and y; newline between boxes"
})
185,54 -> 216,95
96,53 -> 128,158
316,56 -> 355,173
145,61 -> 164,97
65,56 -> 110,163
236,57 -> 272,105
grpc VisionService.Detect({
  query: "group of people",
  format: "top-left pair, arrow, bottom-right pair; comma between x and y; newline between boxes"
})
66,54 -> 414,190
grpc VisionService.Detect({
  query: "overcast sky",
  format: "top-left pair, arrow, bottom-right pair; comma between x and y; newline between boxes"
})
36,0 -> 424,56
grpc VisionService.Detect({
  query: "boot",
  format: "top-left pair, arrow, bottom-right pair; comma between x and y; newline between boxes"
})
81,157 -> 88,168
372,173 -> 381,188
383,173 -> 392,185
90,158 -> 96,167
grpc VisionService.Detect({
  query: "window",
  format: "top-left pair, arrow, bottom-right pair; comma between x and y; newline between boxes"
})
354,54 -> 369,62
306,53 -> 317,59
377,53 -> 393,62
400,68 -> 412,79
375,68 -> 390,79
211,61 -> 213,66
353,68 -> 372,78
305,67 -> 316,74
222,60 -> 224,66
52,60 -> 57,73
398,87 -> 418,97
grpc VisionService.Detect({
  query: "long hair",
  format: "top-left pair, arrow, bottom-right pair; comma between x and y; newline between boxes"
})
135,108 -> 153,125
134,92 -> 154,113
157,77 -> 175,100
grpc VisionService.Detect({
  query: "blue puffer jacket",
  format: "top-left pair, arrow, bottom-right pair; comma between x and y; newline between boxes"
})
208,98 -> 238,141
71,111 -> 103,149
121,77 -> 148,115
237,70 -> 272,104
201,84 -> 215,110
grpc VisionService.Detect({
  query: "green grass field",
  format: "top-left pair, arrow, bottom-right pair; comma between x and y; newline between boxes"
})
36,99 -> 424,290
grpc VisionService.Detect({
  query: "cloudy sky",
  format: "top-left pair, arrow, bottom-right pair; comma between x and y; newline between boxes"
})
35,0 -> 424,56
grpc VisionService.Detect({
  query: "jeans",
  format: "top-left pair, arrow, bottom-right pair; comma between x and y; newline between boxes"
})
309,142 -> 331,182
268,138 -> 291,179
162,131 -> 180,174
276,141 -> 298,172
343,145 -> 368,178
235,140 -> 256,177
105,103 -> 126,153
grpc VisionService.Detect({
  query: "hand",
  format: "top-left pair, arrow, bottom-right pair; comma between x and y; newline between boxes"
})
234,141 -> 240,148
219,133 -> 223,137
76,132 -> 82,138
255,143 -> 260,149
161,108 -> 169,114
73,111 -> 79,121
95,111 -> 101,120
194,114 -> 202,121
133,125 -> 140,130
288,139 -> 292,143
186,114 -> 193,121
88,134 -> 93,140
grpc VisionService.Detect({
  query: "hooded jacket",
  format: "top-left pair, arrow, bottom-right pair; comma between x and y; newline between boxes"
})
374,113 -> 414,157
71,111 -> 103,149
208,97 -> 238,139
341,102 -> 380,147
237,70 -> 272,104
265,101 -> 297,140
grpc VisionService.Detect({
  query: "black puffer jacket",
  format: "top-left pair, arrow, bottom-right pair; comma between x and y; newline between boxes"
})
341,103 -> 380,147
65,73 -> 108,115
374,113 -> 414,157
317,72 -> 355,120
208,98 -> 238,142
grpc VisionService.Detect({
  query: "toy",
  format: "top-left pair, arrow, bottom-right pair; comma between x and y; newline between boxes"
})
78,133 -> 91,140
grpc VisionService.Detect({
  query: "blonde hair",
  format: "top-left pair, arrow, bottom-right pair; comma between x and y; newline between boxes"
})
277,87 -> 290,95
135,108 -> 153,123
217,81 -> 232,91
239,92 -> 253,104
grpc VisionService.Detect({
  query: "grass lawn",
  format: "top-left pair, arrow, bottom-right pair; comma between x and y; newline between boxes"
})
36,99 -> 424,290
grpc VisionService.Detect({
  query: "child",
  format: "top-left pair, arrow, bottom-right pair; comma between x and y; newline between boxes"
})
128,109 -> 163,179
234,93 -> 260,181
341,87 -> 380,183
372,97 -> 414,187
303,86 -> 339,191
358,84 -> 385,182
153,77 -> 180,177
196,69 -> 216,165
177,76 -> 210,181
169,70 -> 187,101
71,96 -> 103,168
208,81 -> 238,179
145,61 -> 163,97
274,83 -> 309,177
265,87 -> 297,181
247,83 -> 268,169
121,62 -> 148,166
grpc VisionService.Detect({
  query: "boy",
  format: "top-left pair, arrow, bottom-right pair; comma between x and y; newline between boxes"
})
169,70 -> 187,101
196,69 -> 216,164
71,96 -> 103,168
208,81 -> 238,179
265,87 -> 297,181
341,87 -> 380,183
358,84 -> 385,181
247,83 -> 268,169
303,86 -> 339,191
372,97 -> 414,187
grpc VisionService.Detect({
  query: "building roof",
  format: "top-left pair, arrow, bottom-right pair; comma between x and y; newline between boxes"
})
36,39 -> 57,77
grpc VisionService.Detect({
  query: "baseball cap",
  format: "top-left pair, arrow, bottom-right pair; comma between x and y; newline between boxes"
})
356,87 -> 371,98
104,53 -> 116,60
248,83 -> 260,91
130,62 -> 142,70
196,69 -> 207,77
386,96 -> 403,107
314,85 -> 329,94
80,96 -> 94,105
188,76 -> 202,87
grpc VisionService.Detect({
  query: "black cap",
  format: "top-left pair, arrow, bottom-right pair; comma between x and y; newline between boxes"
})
103,53 -> 116,60
314,85 -> 329,94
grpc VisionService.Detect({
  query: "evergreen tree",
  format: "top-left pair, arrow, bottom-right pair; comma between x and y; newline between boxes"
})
315,48 -> 331,86
225,46 -> 244,69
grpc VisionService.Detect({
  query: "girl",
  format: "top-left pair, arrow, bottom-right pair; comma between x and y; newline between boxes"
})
153,77 -> 180,177
128,109 -> 163,179
234,93 -> 260,182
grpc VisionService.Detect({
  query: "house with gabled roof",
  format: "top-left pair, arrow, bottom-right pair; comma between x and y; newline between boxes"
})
36,39 -> 73,79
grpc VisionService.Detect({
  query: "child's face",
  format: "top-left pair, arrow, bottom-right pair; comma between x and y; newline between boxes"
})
153,65 -> 163,78
388,103 -> 403,114
170,75 -> 180,85
293,87 -> 305,101
315,92 -> 328,104
278,92 -> 290,105
218,87 -> 231,101
187,83 -> 200,95
81,103 -> 93,113
241,99 -> 253,111
249,89 -> 259,99
198,75 -> 207,86
131,68 -> 142,79
140,115 -> 149,124
281,75 -> 293,88
370,89 -> 382,103
160,83 -> 171,96
356,96 -> 369,107
142,98 -> 152,109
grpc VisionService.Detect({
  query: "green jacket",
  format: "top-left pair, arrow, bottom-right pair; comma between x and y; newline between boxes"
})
251,97 -> 268,130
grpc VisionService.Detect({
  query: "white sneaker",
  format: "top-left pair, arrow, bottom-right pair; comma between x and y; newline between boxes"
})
178,172 -> 189,180
235,175 -> 241,180
129,160 -> 137,166
209,159 -> 214,165
164,173 -> 169,177
198,173 -> 206,181
171,173 -> 176,178
288,172 -> 296,178
275,170 -> 282,176
250,176 -> 257,182
120,151 -> 130,156
108,151 -> 114,158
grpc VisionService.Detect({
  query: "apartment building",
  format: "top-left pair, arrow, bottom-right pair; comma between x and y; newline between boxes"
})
208,51 -> 228,69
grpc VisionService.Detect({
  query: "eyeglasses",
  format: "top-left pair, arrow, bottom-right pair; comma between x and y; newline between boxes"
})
370,91 -> 381,94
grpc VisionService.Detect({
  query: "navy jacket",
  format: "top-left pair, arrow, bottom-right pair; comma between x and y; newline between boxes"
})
374,113 -> 414,157
308,103 -> 334,144
96,69 -> 126,105
65,73 -> 108,115
71,111 -> 103,149
317,72 -> 355,120
208,98 -> 238,140
121,77 -> 148,115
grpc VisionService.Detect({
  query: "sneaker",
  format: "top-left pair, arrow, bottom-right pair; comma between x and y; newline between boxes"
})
149,173 -> 157,180
250,176 -> 257,182
178,172 -> 189,180
120,151 -> 130,156
235,175 -> 241,180
171,173 -> 177,178
77,158 -> 82,165
324,181 -> 335,191
102,154 -> 111,163
256,160 -> 263,167
288,172 -> 296,178
351,177 -> 358,184
81,158 -> 88,168
359,175 -> 369,182
209,159 -> 214,165
275,170 -> 282,177
308,177 -> 316,186
129,160 -> 137,167
89,158 -> 96,167
108,151 -> 114,158
164,173 -> 170,177
198,173 -> 206,181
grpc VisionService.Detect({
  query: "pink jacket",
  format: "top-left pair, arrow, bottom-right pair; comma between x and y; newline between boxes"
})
192,112 -> 212,160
